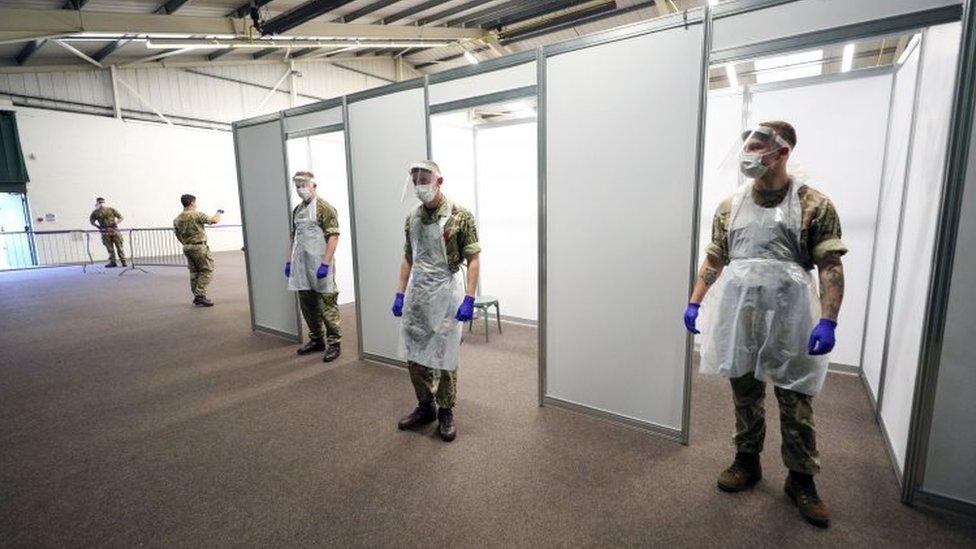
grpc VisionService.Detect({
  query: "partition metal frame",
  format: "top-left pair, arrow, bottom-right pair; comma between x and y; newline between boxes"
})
229,0 -> 976,515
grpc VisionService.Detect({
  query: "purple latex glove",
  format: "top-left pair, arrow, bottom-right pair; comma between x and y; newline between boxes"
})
455,295 -> 475,322
807,318 -> 837,355
284,262 -> 291,278
392,293 -> 405,317
316,263 -> 329,279
684,303 -> 701,334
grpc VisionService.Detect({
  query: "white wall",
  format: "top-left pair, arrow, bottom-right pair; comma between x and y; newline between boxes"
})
13,105 -> 242,262
475,122 -> 538,321
745,72 -> 893,368
285,132 -> 356,306
430,113 -> 477,210
881,22 -> 961,473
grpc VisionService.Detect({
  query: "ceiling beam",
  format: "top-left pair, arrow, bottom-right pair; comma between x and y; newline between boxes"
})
253,47 -> 278,59
381,0 -> 452,25
0,8 -> 485,40
414,45 -> 490,69
415,1 -> 492,26
497,0 -> 652,45
230,0 -> 277,18
259,0 -> 357,35
289,47 -> 318,58
15,39 -> 46,65
62,0 -> 90,9
156,0 -> 193,15
445,0 -> 555,28
207,48 -> 233,61
475,0 -> 594,29
337,0 -> 401,23
91,37 -> 130,62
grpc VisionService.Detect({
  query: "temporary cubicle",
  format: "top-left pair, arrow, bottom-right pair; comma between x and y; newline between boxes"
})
232,0 -> 976,515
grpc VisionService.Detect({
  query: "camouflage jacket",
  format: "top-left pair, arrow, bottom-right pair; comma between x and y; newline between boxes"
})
291,197 -> 340,239
173,208 -> 212,245
89,207 -> 123,229
404,197 -> 480,273
706,183 -> 847,269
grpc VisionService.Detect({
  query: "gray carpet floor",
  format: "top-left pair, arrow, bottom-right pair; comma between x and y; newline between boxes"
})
1,253 -> 974,548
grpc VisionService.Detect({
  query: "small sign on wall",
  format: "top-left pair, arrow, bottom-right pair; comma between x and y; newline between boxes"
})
44,213 -> 55,223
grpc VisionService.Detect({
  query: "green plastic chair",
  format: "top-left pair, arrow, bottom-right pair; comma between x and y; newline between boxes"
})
468,295 -> 501,342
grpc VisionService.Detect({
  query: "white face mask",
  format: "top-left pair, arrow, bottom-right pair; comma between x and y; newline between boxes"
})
415,184 -> 437,204
739,151 -> 776,179
296,187 -> 313,201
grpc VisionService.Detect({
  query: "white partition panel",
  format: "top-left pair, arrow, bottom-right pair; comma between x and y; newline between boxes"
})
746,71 -> 892,368
428,62 -> 536,105
284,106 -> 343,134
862,45 -> 921,401
544,23 -> 704,437
699,91 -> 744,266
234,118 -> 300,340
348,87 -> 428,362
881,23 -> 961,472
712,0 -> 960,52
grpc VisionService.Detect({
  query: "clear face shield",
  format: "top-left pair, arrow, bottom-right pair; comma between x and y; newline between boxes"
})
718,126 -> 791,181
401,161 -> 441,204
293,174 -> 315,202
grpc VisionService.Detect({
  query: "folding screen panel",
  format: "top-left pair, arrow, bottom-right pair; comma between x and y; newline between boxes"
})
861,43 -> 921,402
543,17 -> 706,440
347,86 -> 428,363
880,22 -> 961,473
233,117 -> 300,341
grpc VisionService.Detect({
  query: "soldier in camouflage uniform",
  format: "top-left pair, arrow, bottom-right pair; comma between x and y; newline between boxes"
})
285,171 -> 342,363
684,122 -> 845,528
392,160 -> 481,443
89,197 -> 127,268
173,194 -> 222,307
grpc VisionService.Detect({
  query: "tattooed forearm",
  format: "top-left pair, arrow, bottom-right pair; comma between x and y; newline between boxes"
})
690,256 -> 725,304
701,266 -> 719,286
817,254 -> 845,321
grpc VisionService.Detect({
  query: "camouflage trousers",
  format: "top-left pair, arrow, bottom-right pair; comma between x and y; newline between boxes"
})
298,290 -> 341,345
182,244 -> 214,298
730,373 -> 820,475
408,361 -> 458,409
101,231 -> 126,262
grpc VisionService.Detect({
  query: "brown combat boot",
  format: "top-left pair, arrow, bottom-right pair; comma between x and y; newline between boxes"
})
193,296 -> 214,307
297,338 -> 325,355
785,471 -> 830,528
322,343 -> 341,363
717,452 -> 762,492
397,402 -> 436,430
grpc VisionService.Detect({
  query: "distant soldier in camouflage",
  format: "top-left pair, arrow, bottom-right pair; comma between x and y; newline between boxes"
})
392,160 -> 481,443
89,197 -> 126,268
683,121 -> 845,529
173,194 -> 223,307
284,171 -> 342,363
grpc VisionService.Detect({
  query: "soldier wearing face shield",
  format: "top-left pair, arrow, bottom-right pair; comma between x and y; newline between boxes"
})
392,160 -> 481,442
683,121 -> 846,528
285,171 -> 342,363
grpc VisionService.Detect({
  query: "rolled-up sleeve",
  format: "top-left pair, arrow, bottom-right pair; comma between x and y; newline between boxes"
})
458,211 -> 481,258
705,200 -> 731,265
810,199 -> 848,263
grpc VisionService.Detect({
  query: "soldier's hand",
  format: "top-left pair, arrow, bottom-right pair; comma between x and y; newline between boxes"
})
284,262 -> 291,278
316,263 -> 329,279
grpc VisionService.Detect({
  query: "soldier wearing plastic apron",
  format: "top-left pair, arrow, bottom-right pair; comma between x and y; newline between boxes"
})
684,121 -> 846,529
392,160 -> 480,442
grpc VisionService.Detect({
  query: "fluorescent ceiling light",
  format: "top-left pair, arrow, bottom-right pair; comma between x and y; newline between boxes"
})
708,0 -> 720,6
462,49 -> 479,65
841,43 -> 855,72
725,64 -> 738,89
753,49 -> 823,84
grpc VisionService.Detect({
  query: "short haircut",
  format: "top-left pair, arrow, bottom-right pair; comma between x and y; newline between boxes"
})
180,194 -> 196,207
95,197 -> 105,202
758,120 -> 797,149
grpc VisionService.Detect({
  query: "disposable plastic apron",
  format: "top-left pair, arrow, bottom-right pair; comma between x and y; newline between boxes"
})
288,199 -> 336,293
399,204 -> 464,371
698,180 -> 828,396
